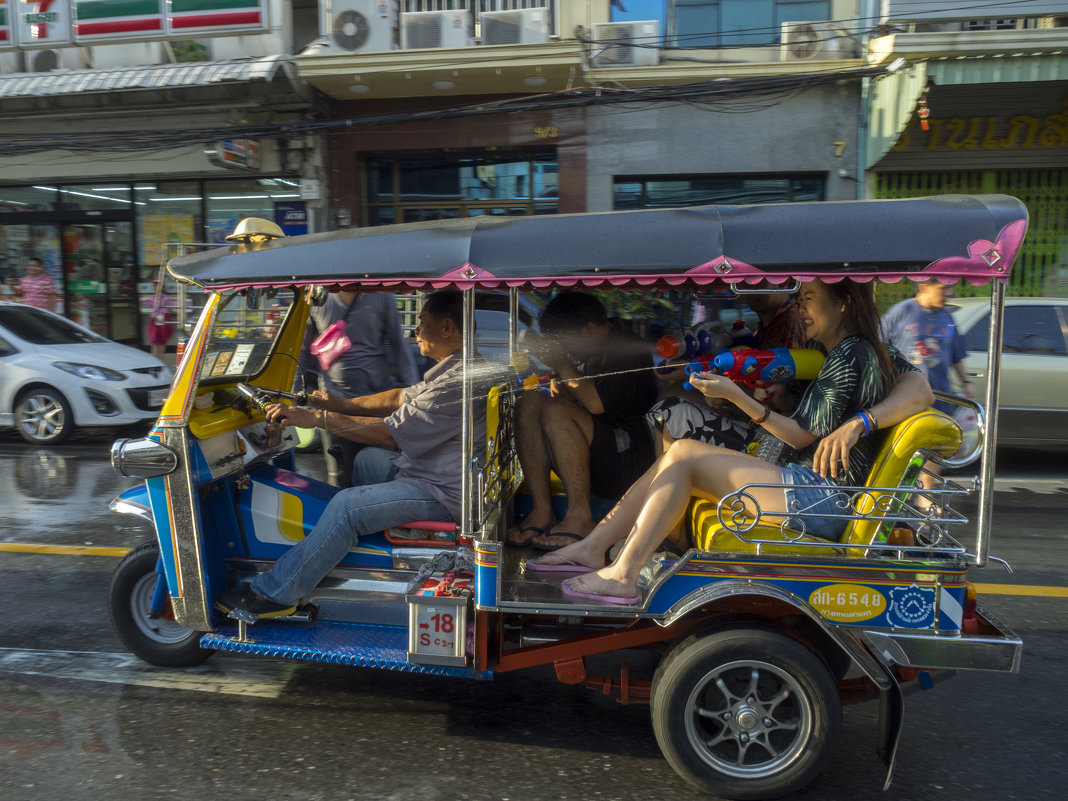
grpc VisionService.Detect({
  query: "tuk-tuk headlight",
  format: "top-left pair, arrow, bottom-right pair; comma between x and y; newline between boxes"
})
111,437 -> 178,479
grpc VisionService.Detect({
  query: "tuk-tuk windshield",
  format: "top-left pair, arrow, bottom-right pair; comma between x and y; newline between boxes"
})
198,288 -> 297,384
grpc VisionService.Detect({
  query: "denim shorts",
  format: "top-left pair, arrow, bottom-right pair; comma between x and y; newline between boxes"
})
779,462 -> 850,541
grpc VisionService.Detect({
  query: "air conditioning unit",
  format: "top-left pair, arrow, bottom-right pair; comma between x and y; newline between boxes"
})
314,0 -> 397,55
480,8 -> 550,46
590,21 -> 659,67
780,22 -> 860,61
401,10 -> 473,50
29,48 -> 88,73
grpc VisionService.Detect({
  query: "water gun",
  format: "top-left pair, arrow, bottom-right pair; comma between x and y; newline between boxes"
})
656,323 -> 733,374
511,352 -> 549,393
683,347 -> 824,390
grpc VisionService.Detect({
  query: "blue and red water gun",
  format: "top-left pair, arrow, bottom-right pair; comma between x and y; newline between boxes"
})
683,347 -> 825,391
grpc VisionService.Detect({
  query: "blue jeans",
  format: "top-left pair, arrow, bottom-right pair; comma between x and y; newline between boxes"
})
251,447 -> 452,604
780,462 -> 850,541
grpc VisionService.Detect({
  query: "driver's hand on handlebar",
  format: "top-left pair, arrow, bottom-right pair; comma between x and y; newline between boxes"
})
265,402 -> 316,430
812,417 -> 863,480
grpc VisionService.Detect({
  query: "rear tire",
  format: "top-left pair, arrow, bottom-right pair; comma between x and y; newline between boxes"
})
14,386 -> 74,445
108,542 -> 213,667
651,627 -> 841,800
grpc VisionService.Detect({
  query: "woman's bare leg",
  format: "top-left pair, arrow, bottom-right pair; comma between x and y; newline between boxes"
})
529,450 -> 673,568
573,439 -> 787,598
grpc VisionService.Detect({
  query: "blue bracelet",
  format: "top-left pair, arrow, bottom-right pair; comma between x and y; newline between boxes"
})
856,411 -> 871,436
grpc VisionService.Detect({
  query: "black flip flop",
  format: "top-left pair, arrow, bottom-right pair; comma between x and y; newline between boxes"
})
531,531 -> 585,552
505,525 -> 545,547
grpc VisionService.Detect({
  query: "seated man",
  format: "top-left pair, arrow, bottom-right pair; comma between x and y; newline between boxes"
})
216,290 -> 480,618
507,291 -> 658,551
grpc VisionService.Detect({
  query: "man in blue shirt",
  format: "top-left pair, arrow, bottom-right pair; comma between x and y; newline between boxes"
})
881,279 -> 974,508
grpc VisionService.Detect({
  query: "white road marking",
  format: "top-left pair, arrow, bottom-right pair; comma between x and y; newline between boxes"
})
0,647 -> 295,698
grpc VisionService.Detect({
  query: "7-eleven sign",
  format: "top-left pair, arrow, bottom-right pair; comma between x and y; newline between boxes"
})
15,0 -> 73,47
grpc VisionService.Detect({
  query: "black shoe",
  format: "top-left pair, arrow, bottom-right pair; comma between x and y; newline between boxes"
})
214,588 -> 296,619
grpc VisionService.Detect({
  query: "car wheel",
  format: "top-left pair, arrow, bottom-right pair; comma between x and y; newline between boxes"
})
651,627 -> 841,800
108,542 -> 213,667
14,386 -> 74,445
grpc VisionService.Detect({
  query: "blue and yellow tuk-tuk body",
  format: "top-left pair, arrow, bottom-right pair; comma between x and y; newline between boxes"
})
108,196 -> 1025,799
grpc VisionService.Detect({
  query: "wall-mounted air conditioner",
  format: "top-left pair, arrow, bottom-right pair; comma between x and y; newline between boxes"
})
314,0 -> 398,55
780,22 -> 860,61
401,10 -> 473,50
29,48 -> 89,73
590,21 -> 659,67
480,8 -> 550,46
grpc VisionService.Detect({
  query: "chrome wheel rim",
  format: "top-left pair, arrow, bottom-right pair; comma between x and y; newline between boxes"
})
17,393 -> 67,441
684,659 -> 813,778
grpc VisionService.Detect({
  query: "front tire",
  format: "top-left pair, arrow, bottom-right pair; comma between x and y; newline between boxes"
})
108,542 -> 213,667
651,627 -> 841,800
14,386 -> 74,445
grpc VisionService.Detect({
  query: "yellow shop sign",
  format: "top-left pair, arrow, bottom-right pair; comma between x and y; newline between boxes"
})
809,584 -> 887,622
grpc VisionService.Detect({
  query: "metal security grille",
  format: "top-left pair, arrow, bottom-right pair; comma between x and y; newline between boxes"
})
874,170 -> 1068,299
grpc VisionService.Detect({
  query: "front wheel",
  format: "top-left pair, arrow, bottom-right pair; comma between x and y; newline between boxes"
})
14,386 -> 74,445
108,542 -> 213,667
651,627 -> 841,800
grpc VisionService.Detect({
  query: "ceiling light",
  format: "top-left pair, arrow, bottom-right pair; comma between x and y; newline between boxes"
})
522,76 -> 547,87
432,80 -> 456,91
347,83 -> 371,94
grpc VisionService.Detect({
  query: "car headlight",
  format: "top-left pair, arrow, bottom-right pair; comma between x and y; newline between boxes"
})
53,361 -> 126,381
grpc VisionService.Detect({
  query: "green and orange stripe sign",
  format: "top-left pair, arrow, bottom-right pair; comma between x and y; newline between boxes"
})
1,0 -> 268,45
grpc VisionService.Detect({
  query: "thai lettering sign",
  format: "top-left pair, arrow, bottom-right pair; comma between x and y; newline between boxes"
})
0,0 -> 268,48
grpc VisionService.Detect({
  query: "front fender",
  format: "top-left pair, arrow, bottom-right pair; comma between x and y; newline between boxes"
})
109,483 -> 153,524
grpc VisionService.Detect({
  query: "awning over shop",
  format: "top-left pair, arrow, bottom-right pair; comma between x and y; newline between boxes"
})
865,52 -> 1068,171
0,55 -> 303,103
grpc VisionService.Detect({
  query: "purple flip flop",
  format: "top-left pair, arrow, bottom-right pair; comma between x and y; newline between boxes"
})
561,576 -> 640,606
525,557 -> 596,574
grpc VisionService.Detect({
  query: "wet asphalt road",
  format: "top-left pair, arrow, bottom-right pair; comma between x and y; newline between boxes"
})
0,429 -> 1065,801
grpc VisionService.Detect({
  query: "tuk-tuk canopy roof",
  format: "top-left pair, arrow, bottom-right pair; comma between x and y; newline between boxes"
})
169,195 -> 1027,291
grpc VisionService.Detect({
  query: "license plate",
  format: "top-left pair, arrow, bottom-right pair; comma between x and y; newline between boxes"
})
148,388 -> 168,407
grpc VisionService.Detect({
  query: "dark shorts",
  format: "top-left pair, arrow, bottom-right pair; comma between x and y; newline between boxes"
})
589,418 -> 654,499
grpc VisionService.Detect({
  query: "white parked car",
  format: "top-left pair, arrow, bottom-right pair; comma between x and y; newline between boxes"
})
0,302 -> 172,445
950,296 -> 1068,447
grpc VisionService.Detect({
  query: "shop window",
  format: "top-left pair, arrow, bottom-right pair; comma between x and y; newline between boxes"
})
613,175 -> 824,209
0,185 -> 59,214
671,0 -> 829,47
366,150 -> 558,224
204,178 -> 301,244
53,185 -> 132,212
135,183 -> 203,269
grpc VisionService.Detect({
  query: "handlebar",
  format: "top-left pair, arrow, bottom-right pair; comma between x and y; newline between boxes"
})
235,383 -> 308,414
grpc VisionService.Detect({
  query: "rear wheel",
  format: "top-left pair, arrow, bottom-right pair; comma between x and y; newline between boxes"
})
14,386 -> 74,445
108,542 -> 213,667
651,627 -> 841,800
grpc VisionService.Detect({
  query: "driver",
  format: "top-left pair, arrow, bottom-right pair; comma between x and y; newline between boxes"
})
215,290 -> 482,618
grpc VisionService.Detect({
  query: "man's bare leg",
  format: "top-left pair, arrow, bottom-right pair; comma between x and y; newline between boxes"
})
530,399 -> 598,549
507,392 -> 559,545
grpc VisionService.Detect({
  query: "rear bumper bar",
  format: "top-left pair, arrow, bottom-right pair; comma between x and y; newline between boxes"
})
860,605 -> 1021,673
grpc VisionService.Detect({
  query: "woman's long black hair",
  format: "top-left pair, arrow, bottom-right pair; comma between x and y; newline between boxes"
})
822,279 -> 898,391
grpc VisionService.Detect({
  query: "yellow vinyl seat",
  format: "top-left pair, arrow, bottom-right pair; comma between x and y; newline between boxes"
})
690,409 -> 963,556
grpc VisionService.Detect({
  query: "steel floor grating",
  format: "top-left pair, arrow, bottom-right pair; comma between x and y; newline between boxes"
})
202,619 -> 491,679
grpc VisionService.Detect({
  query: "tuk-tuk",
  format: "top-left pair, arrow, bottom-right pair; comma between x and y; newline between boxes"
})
107,196 -> 1025,799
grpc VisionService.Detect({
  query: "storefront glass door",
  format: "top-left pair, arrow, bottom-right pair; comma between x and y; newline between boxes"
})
61,222 -> 137,342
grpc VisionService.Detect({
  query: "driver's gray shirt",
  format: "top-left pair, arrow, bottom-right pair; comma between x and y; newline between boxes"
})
383,352 -> 486,522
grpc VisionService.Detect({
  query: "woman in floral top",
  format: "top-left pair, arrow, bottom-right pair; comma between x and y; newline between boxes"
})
527,278 -> 902,605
